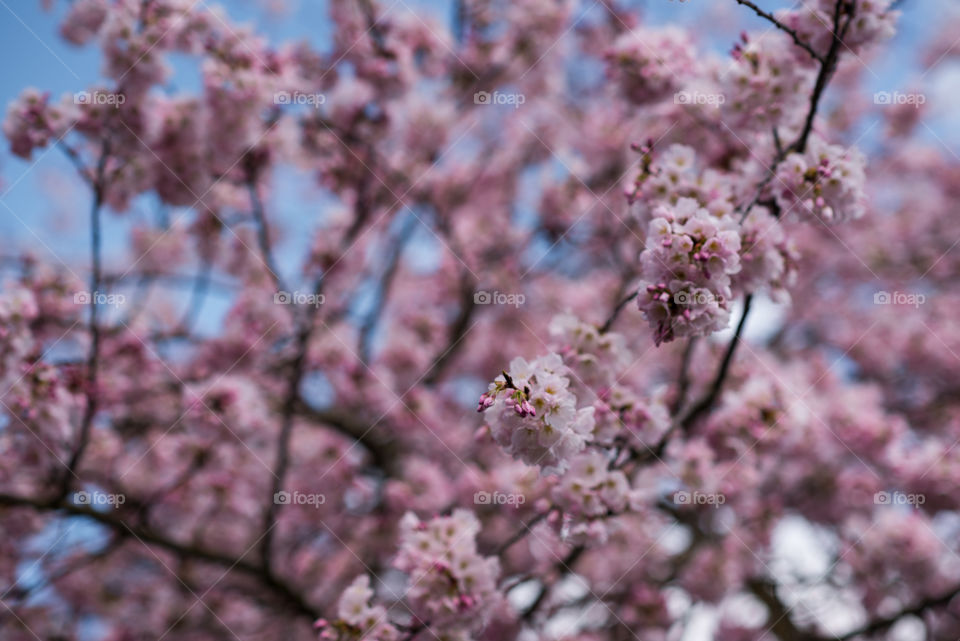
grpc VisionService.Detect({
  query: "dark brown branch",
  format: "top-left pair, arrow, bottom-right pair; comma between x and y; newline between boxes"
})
60,139 -> 111,498
679,294 -> 752,429
422,265 -> 477,385
492,510 -> 552,556
733,0 -> 824,63
599,291 -> 638,334
791,0 -> 854,155
359,216 -> 417,364
834,585 -> 960,641
520,545 -> 586,622
247,178 -> 285,293
747,577 -> 819,641
671,337 -> 698,414
0,492 -> 320,620
261,161 -> 378,570
294,401 -> 399,475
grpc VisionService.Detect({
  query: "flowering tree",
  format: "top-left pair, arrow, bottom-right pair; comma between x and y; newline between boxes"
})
1,0 -> 958,639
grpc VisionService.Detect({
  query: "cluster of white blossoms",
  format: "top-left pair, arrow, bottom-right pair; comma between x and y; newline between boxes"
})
394,510 -> 500,636
628,144 -> 738,226
592,384 -> 672,448
478,353 -> 595,472
778,0 -> 899,61
606,26 -> 698,105
548,313 -> 631,388
735,206 -> 799,302
722,32 -> 814,130
316,575 -> 398,641
636,198 -> 742,345
774,135 -> 868,223
551,450 -> 631,544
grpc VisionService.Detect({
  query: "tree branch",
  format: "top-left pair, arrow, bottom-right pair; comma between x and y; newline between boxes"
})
678,294 -> 752,429
60,139 -> 111,498
733,0 -> 824,63
0,492 -> 320,620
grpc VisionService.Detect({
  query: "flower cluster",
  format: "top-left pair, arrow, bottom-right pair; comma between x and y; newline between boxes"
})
551,451 -> 630,544
735,206 -> 799,301
60,0 -> 109,46
774,135 -> 867,222
606,27 -> 697,105
479,354 -> 595,472
2,89 -> 74,160
777,0 -> 899,61
636,198 -> 742,345
592,385 -> 672,448
548,313 -> 630,388
315,575 -> 398,641
721,33 -> 814,130
627,144 -> 738,227
394,510 -> 500,635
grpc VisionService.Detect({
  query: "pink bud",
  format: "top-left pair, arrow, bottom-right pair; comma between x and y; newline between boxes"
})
521,400 -> 536,416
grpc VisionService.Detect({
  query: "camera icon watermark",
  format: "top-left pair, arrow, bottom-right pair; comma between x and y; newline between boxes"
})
274,91 -> 326,108
274,291 -> 325,307
874,491 -> 925,506
673,490 -> 725,507
473,290 -> 525,307
873,91 -> 925,108
674,90 -> 725,107
74,91 -> 126,108
474,490 -> 526,508
674,291 -> 722,306
74,490 -> 126,509
74,291 -> 126,308
274,490 -> 326,508
873,290 -> 925,308
473,91 -> 526,109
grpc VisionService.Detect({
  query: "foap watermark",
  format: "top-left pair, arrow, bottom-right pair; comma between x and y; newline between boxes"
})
473,91 -> 525,108
674,90 -> 725,107
274,490 -> 326,508
673,490 -> 726,507
274,290 -> 325,307
474,290 -> 525,307
74,490 -> 125,509
74,91 -> 126,108
674,291 -> 723,306
874,290 -> 925,308
74,291 -> 126,308
274,91 -> 326,108
874,491 -> 925,506
873,91 -> 925,108
474,490 -> 526,508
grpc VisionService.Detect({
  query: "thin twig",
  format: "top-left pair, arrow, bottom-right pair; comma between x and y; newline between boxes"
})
733,0 -> 824,63
678,294 -> 753,429
60,139 -> 111,497
599,291 -> 638,334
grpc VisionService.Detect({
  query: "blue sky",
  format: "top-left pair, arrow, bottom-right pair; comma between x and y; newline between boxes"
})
0,0 -> 956,284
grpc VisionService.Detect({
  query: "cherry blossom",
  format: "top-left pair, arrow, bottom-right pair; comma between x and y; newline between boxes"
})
3,1 -> 958,640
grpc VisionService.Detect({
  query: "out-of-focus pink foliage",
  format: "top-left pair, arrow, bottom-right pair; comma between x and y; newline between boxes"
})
3,0 -> 960,639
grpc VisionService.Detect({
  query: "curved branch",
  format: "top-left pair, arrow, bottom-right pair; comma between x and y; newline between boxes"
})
679,294 -> 752,429
733,0 -> 824,63
599,291 -> 638,335
834,585 -> 960,641
0,492 -> 320,620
